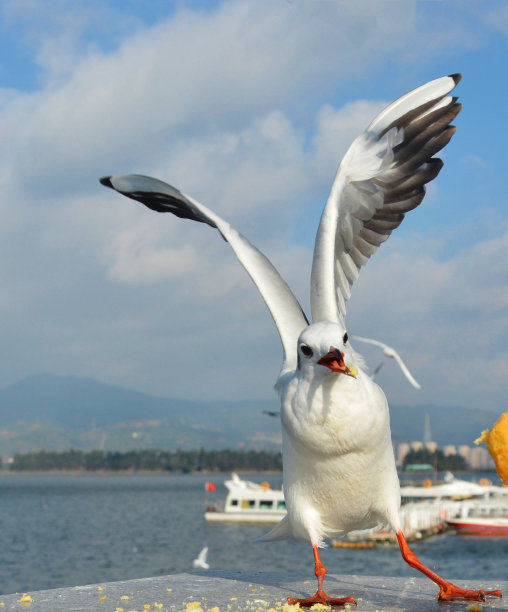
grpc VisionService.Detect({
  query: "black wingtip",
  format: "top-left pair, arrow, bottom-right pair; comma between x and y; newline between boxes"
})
99,176 -> 114,189
449,73 -> 462,85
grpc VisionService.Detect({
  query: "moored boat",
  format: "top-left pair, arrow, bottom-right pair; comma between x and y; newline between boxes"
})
205,473 -> 286,523
446,516 -> 508,536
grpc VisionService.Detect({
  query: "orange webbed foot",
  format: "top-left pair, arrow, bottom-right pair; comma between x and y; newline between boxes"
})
437,582 -> 502,602
287,590 -> 356,608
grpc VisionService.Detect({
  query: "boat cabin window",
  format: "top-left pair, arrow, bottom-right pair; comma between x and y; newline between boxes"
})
230,499 -> 238,507
277,500 -> 286,510
259,500 -> 273,509
241,499 -> 256,509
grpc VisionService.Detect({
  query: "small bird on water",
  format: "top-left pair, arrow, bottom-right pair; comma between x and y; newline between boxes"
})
101,74 -> 502,606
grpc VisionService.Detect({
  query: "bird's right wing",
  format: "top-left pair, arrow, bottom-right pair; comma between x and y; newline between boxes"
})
311,74 -> 461,326
100,175 -> 308,372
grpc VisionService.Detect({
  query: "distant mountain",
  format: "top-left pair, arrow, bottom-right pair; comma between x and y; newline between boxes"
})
0,374 -> 498,458
0,374 -> 282,457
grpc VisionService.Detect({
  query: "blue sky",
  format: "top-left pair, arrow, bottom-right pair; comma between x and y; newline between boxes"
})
0,0 -> 507,414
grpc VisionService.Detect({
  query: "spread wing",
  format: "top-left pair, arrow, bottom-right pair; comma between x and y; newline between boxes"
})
310,74 -> 461,326
100,175 -> 308,372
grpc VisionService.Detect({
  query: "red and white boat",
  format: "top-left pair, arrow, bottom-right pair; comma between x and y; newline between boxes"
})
446,516 -> 508,536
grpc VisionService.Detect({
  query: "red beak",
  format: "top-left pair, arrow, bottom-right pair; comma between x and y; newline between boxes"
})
317,346 -> 354,376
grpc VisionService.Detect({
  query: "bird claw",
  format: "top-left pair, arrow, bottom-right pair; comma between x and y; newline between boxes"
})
288,591 -> 356,608
437,583 -> 502,601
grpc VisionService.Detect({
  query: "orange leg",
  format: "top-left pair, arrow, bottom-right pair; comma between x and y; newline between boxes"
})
287,544 -> 356,608
396,530 -> 502,601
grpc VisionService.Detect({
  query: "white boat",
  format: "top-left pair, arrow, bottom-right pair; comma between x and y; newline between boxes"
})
205,473 -> 286,523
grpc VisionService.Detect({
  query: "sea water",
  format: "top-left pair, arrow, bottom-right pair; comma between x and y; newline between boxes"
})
0,472 -> 506,595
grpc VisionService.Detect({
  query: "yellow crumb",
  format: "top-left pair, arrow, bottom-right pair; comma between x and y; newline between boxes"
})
0,604 -> 4,607
310,604 -> 331,610
121,596 -> 130,601
207,608 -> 220,612
348,364 -> 359,378
154,604 -> 163,610
144,605 -> 151,611
466,605 -> 482,612
100,596 -> 106,601
230,598 -> 238,602
98,586 -> 104,592
115,608 -> 124,612
186,603 -> 203,610
166,588 -> 173,592
18,594 -> 33,604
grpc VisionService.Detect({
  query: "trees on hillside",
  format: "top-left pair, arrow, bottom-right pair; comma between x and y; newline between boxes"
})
9,448 -> 283,472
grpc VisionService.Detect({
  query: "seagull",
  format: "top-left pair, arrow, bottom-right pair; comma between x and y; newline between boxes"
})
192,546 -> 210,570
353,335 -> 421,389
100,74 -> 501,605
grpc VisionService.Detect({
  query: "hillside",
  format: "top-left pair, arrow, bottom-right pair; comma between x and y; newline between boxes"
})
0,374 -> 496,458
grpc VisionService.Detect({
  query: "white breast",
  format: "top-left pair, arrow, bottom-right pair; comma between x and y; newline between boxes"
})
280,370 -> 400,546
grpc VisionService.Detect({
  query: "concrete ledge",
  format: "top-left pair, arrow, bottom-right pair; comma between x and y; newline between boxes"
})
1,571 -> 506,611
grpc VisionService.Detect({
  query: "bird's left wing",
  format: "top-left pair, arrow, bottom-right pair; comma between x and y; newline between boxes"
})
311,74 -> 461,326
100,175 -> 308,372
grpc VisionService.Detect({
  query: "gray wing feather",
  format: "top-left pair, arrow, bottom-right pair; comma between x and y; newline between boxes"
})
311,74 -> 461,325
100,174 -> 308,371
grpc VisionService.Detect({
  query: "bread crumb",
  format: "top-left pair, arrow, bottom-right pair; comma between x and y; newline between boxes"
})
166,588 -> 173,592
207,608 -> 220,612
100,596 -> 106,601
121,596 -> 130,601
98,586 -> 104,592
18,594 -> 33,604
154,604 -> 163,610
467,605 -> 482,612
186,603 -> 203,610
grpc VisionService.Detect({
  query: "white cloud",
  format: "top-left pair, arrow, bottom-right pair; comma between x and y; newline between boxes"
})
347,230 -> 508,411
0,0 -> 506,413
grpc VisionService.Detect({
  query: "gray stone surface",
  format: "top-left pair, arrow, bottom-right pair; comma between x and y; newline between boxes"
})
1,571 -> 506,612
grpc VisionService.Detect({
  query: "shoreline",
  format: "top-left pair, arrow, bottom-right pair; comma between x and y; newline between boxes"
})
0,468 -> 498,477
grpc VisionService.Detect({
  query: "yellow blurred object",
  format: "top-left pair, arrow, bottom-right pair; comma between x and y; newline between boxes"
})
348,364 -> 359,378
475,410 -> 508,484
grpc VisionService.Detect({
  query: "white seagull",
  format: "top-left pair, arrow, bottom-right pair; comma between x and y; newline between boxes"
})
353,335 -> 421,389
192,546 -> 210,570
101,74 -> 501,605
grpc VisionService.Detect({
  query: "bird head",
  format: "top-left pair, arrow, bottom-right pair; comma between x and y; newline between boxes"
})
297,322 -> 358,378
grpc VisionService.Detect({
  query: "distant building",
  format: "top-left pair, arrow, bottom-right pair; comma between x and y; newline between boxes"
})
424,441 -> 437,453
411,441 -> 423,451
397,443 -> 410,466
458,445 -> 470,460
443,445 -> 457,456
468,446 -> 494,470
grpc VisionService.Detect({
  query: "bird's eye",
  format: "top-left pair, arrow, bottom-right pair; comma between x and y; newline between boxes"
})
300,344 -> 313,358
343,332 -> 348,344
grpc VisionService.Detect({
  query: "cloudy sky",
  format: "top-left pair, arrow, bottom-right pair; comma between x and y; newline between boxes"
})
0,0 -> 507,414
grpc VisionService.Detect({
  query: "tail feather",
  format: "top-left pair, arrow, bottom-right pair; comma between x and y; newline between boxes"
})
259,515 -> 292,542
